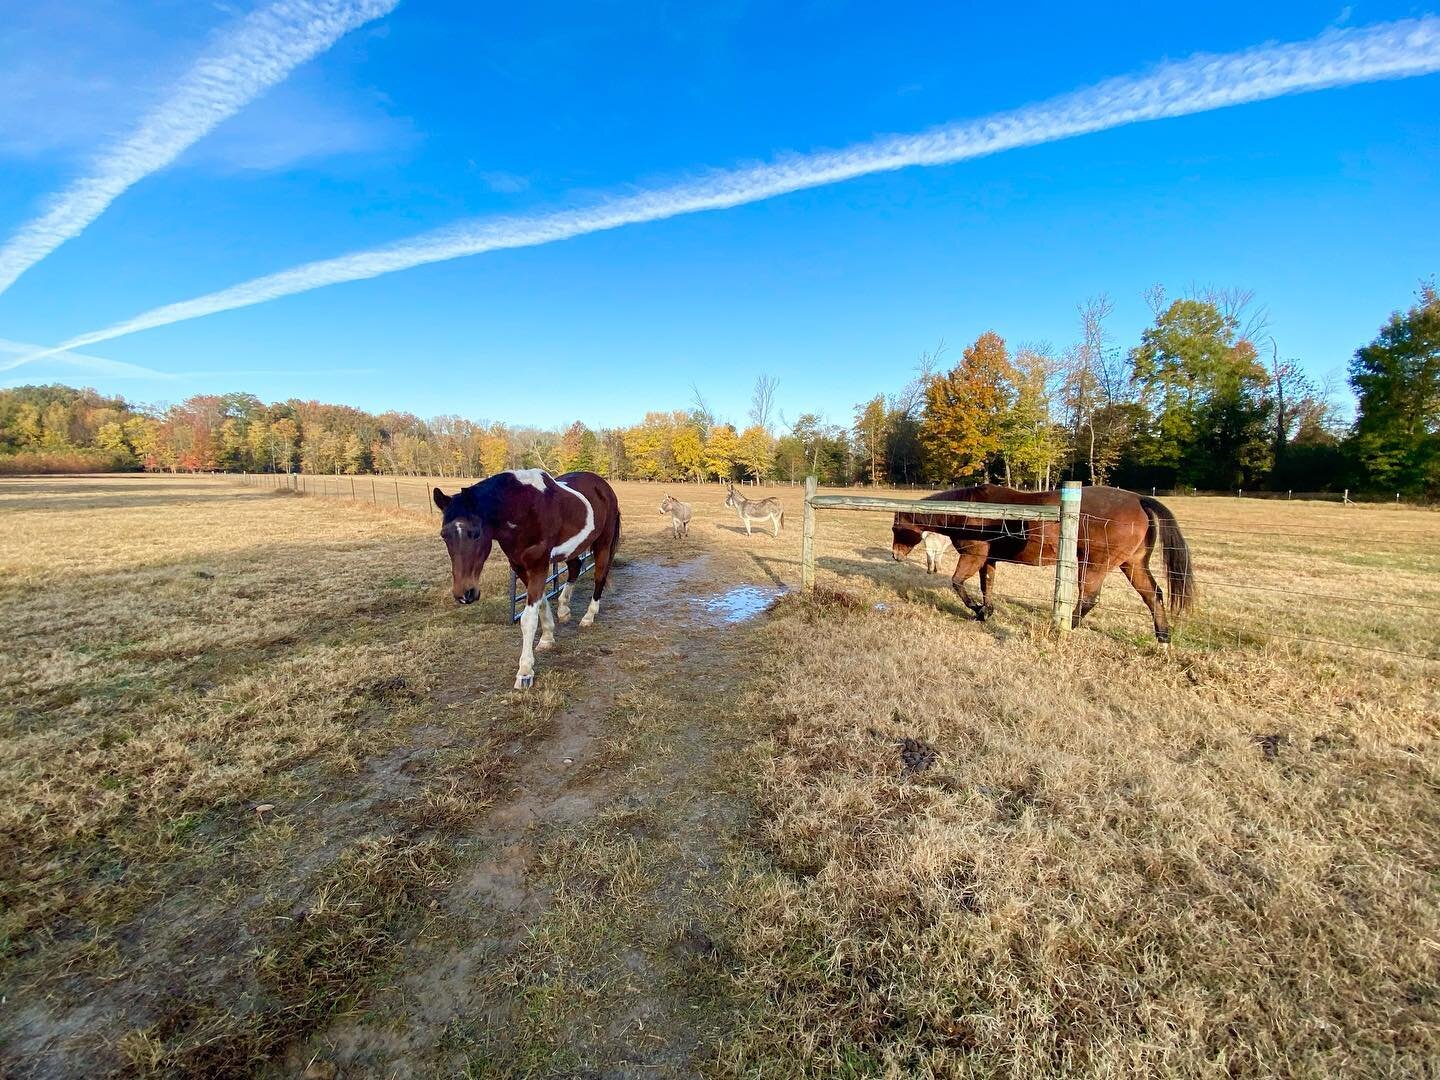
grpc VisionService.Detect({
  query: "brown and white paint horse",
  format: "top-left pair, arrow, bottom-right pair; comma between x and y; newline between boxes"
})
434,469 -> 621,689
891,484 -> 1194,641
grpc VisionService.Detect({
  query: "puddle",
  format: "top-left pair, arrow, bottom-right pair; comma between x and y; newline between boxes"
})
691,584 -> 787,624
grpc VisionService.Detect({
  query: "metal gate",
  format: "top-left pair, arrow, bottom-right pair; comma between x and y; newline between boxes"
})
509,552 -> 595,623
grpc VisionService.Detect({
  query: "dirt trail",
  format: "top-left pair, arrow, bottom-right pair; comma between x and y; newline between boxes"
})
297,548 -> 784,1077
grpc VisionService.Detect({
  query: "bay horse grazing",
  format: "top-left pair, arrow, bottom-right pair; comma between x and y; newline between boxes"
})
433,469 -> 621,689
891,485 -> 1194,642
659,494 -> 692,538
724,483 -> 784,537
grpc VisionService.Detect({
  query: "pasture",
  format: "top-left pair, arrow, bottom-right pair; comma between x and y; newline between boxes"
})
1,474 -> 1436,1078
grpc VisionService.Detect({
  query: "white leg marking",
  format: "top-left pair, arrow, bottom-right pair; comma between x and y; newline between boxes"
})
538,598 -> 555,650
515,603 -> 539,689
744,517 -> 752,536
557,582 -> 574,622
579,598 -> 600,627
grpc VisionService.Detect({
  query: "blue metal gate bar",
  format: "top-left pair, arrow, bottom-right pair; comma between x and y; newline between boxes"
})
510,551 -> 595,623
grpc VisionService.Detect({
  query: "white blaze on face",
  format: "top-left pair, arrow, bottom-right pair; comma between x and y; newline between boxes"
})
551,479 -> 595,560
508,468 -> 549,492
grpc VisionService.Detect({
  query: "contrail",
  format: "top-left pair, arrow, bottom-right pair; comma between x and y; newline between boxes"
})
0,338 -> 170,379
12,16 -> 1440,368
0,0 -> 398,297
0,338 -> 376,383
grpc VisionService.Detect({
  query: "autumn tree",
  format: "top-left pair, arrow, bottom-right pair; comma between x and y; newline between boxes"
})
736,425 -> 775,483
920,331 -> 1016,483
672,425 -> 706,481
1001,345 -> 1067,488
853,395 -> 888,485
705,423 -> 739,481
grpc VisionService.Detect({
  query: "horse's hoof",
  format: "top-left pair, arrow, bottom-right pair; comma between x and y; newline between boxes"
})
579,616 -> 595,628
514,673 -> 534,690
537,638 -> 554,652
557,611 -> 571,623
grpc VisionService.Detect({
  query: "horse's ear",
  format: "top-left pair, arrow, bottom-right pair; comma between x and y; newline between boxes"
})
432,487 -> 451,511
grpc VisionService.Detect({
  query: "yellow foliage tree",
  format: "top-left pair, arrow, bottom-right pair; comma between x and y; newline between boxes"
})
921,330 -> 1016,483
672,425 -> 706,481
705,423 -> 739,481
736,425 -> 775,483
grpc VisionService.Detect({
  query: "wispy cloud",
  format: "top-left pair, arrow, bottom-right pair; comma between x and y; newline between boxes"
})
0,338 -> 174,379
0,0 -> 398,296
12,16 -> 1440,368
0,338 -> 374,384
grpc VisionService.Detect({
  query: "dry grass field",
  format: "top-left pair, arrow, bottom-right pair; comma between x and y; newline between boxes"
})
1,474 -> 1436,1078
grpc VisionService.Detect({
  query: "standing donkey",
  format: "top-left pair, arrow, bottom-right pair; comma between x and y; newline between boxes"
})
659,494 -> 692,538
724,482 -> 784,537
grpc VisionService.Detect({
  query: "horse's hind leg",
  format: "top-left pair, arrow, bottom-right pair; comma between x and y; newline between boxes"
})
1070,561 -> 1107,629
581,541 -> 613,627
978,559 -> 997,620
1120,559 -> 1170,643
557,558 -> 581,622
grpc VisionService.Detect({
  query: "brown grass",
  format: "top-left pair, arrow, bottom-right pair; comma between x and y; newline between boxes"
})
716,511 -> 1439,1076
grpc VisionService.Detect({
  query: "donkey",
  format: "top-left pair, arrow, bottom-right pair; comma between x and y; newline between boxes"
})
434,469 -> 621,689
920,531 -> 951,574
659,494 -> 692,538
892,484 -> 1194,642
724,482 -> 784,537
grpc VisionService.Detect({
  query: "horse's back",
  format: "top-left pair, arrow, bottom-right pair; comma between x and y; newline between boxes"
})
556,471 -> 620,538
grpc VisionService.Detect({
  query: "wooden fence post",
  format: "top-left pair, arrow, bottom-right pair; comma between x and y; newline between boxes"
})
1051,481 -> 1081,633
801,475 -> 817,593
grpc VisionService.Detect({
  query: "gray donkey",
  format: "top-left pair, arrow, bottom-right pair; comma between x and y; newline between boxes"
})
724,482 -> 784,537
659,494 -> 692,538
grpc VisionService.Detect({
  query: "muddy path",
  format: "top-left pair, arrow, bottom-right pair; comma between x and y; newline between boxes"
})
290,547 -> 785,1077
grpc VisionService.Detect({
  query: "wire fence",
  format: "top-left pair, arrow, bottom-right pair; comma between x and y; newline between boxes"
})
805,502 -> 1440,664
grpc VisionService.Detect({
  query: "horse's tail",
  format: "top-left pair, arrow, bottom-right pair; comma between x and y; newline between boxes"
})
1139,495 -> 1194,616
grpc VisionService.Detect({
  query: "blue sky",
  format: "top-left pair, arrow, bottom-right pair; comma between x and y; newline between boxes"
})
1,1 -> 1437,429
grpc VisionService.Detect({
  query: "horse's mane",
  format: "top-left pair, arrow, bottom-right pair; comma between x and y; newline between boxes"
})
450,471 -> 550,523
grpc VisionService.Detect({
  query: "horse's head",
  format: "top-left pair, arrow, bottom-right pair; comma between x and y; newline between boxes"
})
723,484 -> 737,509
433,487 -> 493,605
659,495 -> 674,514
892,514 -> 924,561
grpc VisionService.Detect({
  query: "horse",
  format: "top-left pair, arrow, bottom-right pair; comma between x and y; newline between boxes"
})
891,484 -> 1194,642
920,531 -> 951,574
433,469 -> 621,689
724,483 -> 784,537
659,494 -> 692,538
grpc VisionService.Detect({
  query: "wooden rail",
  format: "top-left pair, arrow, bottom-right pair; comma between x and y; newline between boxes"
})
800,476 -> 1082,632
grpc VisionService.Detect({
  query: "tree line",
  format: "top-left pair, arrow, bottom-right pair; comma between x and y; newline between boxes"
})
2,282 -> 1435,495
